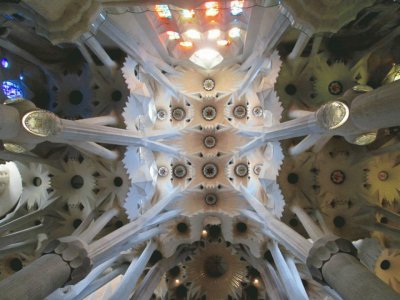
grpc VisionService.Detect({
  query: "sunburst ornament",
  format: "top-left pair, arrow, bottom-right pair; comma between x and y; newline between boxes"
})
278,152 -> 316,207
275,56 -> 313,110
314,140 -> 365,200
121,56 -> 150,97
366,154 -> 400,205
374,249 -> 400,293
97,160 -> 130,207
185,241 -> 248,300
15,162 -> 52,210
52,158 -> 98,210
311,55 -> 367,105
91,67 -> 130,115
318,192 -> 369,241
48,66 -> 93,119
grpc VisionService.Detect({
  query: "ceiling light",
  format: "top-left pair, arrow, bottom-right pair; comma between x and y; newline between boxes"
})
155,5 -> 172,19
167,31 -> 180,40
208,29 -> 221,40
180,41 -> 193,48
190,48 -> 223,69
205,2 -> 219,17
229,27 -> 241,38
182,9 -> 195,19
230,1 -> 244,16
185,29 -> 201,39
217,39 -> 229,46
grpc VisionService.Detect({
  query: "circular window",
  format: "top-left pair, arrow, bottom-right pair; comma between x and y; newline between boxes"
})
202,106 -> 217,121
234,163 -> 248,177
157,109 -> 167,121
204,136 -> 217,148
202,163 -> 218,179
113,177 -> 123,187
285,84 -> 297,96
253,164 -> 263,176
233,105 -> 247,119
330,170 -> 345,185
173,164 -> 187,178
172,107 -> 186,121
69,90 -> 83,105
203,78 -> 215,91
328,81 -> 343,96
204,193 -> 218,205
70,175 -> 84,189
158,166 -> 169,177
111,90 -> 122,102
252,106 -> 263,117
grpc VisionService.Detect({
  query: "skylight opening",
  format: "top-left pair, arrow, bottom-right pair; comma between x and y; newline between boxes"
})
189,48 -> 223,69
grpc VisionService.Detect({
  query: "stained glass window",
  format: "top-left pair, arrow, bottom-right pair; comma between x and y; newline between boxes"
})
2,80 -> 23,99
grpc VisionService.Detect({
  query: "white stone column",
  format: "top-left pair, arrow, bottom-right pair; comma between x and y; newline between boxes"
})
241,186 -> 312,262
269,241 -> 308,300
88,188 -> 181,265
290,204 -> 324,241
81,33 -> 118,74
110,240 -> 157,300
288,31 -> 311,60
239,101 -> 349,155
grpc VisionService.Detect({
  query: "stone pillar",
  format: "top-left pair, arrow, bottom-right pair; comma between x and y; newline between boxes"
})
0,236 -> 91,300
0,254 -> 71,300
0,104 -> 21,139
307,235 -> 399,300
350,81 -> 400,131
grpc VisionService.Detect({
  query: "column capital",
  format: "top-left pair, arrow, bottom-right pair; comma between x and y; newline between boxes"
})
43,236 -> 92,284
306,235 -> 357,283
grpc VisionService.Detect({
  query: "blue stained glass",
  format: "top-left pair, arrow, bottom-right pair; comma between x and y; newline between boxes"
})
2,81 -> 23,99
1,58 -> 9,68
